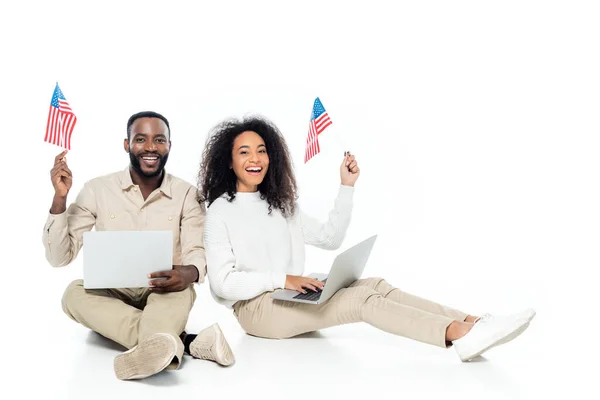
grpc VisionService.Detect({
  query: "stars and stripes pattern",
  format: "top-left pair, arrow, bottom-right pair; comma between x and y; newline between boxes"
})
45,83 -> 77,149
304,97 -> 332,163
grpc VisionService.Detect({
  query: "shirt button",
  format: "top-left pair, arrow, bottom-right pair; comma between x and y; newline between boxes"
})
110,214 -> 115,219
141,208 -> 145,212
168,216 -> 173,221
133,187 -> 138,192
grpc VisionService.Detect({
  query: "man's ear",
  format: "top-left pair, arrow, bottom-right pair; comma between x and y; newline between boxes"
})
124,138 -> 130,153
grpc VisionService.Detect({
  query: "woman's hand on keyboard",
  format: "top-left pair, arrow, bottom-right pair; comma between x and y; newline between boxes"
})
285,275 -> 326,294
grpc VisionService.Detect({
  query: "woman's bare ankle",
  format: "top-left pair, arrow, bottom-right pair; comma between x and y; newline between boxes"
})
445,321 -> 473,342
464,315 -> 480,323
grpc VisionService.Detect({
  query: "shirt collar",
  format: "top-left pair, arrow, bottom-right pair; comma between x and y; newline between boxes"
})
119,166 -> 173,198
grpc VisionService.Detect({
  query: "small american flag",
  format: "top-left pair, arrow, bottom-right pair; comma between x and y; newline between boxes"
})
44,83 -> 77,149
304,97 -> 333,163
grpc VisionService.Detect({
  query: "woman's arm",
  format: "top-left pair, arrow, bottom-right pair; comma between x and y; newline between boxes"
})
301,152 -> 360,249
300,184 -> 355,250
204,209 -> 286,301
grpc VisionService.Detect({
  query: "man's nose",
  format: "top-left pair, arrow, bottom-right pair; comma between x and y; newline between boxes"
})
144,140 -> 157,152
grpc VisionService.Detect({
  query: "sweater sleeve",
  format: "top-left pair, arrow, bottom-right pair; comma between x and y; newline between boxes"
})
204,207 -> 287,301
300,184 -> 354,250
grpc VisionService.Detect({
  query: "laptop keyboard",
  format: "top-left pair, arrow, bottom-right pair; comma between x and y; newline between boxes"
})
293,279 -> 327,301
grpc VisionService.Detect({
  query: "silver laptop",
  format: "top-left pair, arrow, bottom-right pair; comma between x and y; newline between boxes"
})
82,230 -> 173,289
271,235 -> 377,304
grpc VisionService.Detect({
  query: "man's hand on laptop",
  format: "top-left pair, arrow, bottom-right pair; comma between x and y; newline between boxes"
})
285,275 -> 326,294
148,265 -> 199,293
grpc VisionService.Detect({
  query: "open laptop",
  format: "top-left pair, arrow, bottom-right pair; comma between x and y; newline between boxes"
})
82,230 -> 173,289
271,234 -> 377,304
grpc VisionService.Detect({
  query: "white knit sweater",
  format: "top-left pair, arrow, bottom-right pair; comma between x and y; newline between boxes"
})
203,185 -> 354,308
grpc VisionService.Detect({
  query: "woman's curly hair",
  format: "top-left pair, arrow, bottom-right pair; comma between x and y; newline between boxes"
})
197,115 -> 298,217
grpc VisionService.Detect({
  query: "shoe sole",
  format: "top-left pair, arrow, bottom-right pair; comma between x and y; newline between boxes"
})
461,320 -> 531,362
213,324 -> 236,366
496,309 -> 536,346
114,333 -> 177,380
190,323 -> 236,367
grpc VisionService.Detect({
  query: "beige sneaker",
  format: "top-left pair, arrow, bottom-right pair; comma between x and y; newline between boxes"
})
114,333 -> 178,380
189,323 -> 235,366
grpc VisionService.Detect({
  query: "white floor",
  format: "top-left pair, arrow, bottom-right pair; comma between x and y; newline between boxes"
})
3,2 -> 599,396
4,267 -> 585,400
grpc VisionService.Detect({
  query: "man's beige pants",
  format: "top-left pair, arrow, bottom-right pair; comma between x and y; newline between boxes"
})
233,277 -> 468,348
62,279 -> 196,369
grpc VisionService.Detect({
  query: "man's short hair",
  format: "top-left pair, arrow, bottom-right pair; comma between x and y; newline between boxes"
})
126,111 -> 170,140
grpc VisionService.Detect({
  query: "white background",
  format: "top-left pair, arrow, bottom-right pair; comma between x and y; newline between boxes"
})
1,0 -> 598,398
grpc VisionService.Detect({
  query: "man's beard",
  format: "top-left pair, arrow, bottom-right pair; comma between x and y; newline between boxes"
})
129,152 -> 169,178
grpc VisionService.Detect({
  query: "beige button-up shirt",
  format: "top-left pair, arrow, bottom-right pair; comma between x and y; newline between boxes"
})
42,167 -> 207,282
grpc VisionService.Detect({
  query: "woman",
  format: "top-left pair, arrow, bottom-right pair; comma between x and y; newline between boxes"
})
197,115 -> 535,362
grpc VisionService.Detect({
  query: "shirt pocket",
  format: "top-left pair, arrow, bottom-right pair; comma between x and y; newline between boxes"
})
96,210 -> 136,231
147,212 -> 181,245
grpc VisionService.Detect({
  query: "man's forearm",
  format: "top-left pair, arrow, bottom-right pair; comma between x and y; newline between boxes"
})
50,195 -> 67,214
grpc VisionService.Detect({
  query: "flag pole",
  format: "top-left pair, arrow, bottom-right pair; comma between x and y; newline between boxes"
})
330,129 -> 349,155
317,96 -> 351,156
333,130 -> 353,170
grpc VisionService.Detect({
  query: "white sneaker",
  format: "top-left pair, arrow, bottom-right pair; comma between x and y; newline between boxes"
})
114,333 -> 178,380
452,309 -> 534,361
514,308 -> 536,324
189,323 -> 235,366
477,308 -> 536,326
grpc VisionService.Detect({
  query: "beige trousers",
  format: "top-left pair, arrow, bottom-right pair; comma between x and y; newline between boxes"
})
233,277 -> 468,348
61,279 -> 196,369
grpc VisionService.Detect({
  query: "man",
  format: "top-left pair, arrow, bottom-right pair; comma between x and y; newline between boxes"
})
43,111 -> 235,380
